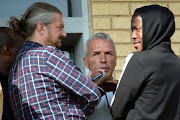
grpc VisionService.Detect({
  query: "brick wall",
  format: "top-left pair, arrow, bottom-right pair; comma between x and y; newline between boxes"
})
88,0 -> 180,80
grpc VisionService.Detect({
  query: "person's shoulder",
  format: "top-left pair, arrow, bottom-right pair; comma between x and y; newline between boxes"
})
33,46 -> 64,57
38,46 -> 59,52
132,50 -> 158,68
132,50 -> 151,60
127,52 -> 148,66
133,50 -> 148,56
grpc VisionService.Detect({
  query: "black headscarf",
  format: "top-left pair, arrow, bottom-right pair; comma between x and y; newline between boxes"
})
133,5 -> 175,51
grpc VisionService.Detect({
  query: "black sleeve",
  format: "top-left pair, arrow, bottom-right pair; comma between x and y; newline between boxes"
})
110,55 -> 145,119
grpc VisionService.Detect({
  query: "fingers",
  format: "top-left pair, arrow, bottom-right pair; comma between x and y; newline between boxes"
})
106,80 -> 119,84
97,69 -> 106,82
86,69 -> 107,86
93,69 -> 106,86
87,70 -> 92,80
97,69 -> 105,76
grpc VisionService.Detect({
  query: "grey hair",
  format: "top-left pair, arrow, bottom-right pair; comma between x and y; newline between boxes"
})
8,2 -> 62,39
84,32 -> 117,59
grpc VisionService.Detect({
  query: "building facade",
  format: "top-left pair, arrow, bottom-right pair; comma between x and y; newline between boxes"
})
1,0 -> 180,119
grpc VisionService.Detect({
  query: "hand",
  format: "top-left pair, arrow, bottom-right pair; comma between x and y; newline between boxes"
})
87,70 -> 92,80
92,69 -> 106,86
99,80 -> 118,92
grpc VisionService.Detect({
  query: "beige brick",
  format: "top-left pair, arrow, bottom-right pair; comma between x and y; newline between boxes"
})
112,17 -> 131,29
93,17 -> 111,29
111,0 -> 148,2
149,0 -> 179,2
169,3 -> 180,15
172,43 -> 180,56
175,17 -> 180,29
115,57 -> 126,71
116,44 -> 136,57
171,30 -> 180,43
113,70 -> 122,80
94,30 -> 131,43
131,3 -> 167,15
92,3 -> 129,15
91,0 -> 109,1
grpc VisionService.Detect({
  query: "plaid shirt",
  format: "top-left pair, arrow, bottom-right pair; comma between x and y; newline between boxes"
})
8,41 -> 101,120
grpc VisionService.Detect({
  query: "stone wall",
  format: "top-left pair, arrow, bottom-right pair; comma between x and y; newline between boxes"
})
88,0 -> 180,80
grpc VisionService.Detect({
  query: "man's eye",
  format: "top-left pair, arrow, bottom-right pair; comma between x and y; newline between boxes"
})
136,27 -> 142,31
57,26 -> 63,30
93,53 -> 100,56
106,53 -> 113,56
131,28 -> 133,32
93,53 -> 97,56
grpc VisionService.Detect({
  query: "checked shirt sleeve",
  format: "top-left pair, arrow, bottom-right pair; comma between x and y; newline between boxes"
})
45,48 -> 101,115
9,46 -> 101,120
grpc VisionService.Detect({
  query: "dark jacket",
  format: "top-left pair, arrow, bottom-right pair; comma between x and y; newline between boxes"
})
111,5 -> 180,120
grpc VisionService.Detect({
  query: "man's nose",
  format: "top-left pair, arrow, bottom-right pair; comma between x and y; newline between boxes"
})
100,54 -> 107,63
131,31 -> 137,39
61,29 -> 67,38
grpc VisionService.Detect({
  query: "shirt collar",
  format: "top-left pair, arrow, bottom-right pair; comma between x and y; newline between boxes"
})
23,41 -> 43,48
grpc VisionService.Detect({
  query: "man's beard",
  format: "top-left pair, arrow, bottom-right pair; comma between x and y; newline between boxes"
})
47,32 -> 62,49
56,40 -> 62,49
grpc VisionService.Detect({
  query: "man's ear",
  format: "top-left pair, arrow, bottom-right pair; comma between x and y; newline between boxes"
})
84,57 -> 89,68
3,45 -> 12,56
36,22 -> 46,36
